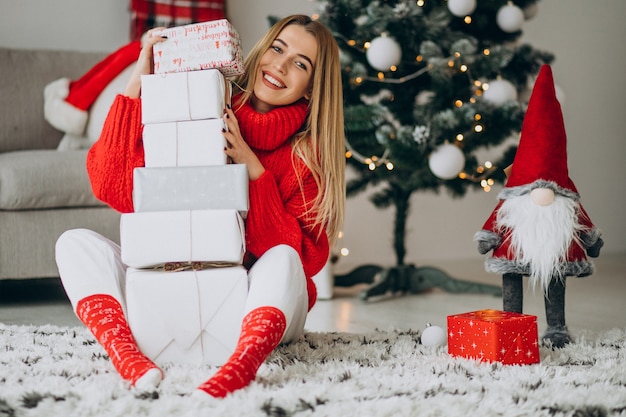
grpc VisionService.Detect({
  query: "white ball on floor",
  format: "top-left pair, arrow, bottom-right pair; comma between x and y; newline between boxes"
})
421,324 -> 447,347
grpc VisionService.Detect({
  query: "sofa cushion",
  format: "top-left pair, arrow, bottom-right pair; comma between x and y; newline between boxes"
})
0,149 -> 105,210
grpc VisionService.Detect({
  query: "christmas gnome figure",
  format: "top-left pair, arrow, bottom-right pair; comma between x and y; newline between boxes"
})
474,65 -> 603,349
44,41 -> 141,150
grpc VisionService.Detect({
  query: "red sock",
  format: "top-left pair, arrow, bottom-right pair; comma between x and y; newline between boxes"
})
198,306 -> 286,397
76,294 -> 162,387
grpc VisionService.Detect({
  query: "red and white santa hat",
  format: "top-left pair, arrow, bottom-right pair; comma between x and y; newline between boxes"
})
501,64 -> 579,199
44,40 -> 141,136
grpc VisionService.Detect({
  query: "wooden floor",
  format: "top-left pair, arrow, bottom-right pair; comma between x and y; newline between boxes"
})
1,252 -> 624,337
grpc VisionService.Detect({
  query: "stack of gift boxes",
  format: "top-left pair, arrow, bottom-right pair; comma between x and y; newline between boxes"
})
120,19 -> 248,367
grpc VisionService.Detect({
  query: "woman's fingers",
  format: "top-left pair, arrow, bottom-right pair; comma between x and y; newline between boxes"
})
221,110 -> 265,180
223,107 -> 241,136
142,27 -> 168,47
124,28 -> 169,97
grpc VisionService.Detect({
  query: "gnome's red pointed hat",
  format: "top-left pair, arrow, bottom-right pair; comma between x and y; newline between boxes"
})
44,41 -> 141,136
500,64 -> 579,200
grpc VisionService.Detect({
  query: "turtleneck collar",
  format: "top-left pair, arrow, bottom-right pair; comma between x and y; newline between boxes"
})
233,94 -> 309,151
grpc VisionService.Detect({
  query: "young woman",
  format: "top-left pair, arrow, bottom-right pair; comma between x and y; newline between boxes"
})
55,14 -> 345,398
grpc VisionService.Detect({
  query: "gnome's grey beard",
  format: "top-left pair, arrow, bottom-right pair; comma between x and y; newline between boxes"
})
496,194 -> 584,293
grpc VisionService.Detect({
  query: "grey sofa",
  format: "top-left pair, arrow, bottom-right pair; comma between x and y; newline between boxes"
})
0,47 -> 121,281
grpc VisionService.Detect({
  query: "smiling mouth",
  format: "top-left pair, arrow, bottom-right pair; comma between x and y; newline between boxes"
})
263,73 -> 285,88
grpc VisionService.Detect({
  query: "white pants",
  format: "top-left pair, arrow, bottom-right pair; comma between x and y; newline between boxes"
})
55,228 -> 309,343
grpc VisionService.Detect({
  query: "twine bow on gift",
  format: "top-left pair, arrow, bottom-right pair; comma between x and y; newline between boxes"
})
157,261 -> 237,272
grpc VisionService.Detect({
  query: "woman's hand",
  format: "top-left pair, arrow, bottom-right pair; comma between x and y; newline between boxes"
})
123,27 -> 168,98
222,107 -> 265,180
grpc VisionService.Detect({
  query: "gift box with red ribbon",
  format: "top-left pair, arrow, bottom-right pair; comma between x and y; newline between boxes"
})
447,309 -> 540,365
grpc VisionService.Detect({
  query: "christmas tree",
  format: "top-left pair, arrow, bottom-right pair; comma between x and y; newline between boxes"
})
314,0 -> 554,274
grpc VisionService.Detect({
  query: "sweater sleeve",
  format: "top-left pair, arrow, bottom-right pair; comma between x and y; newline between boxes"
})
86,94 -> 145,213
245,164 -> 329,307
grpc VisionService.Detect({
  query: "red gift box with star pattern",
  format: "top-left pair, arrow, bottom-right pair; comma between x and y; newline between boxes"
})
447,309 -> 540,365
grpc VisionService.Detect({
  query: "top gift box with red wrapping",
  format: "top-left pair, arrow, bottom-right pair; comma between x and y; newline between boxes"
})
153,19 -> 245,77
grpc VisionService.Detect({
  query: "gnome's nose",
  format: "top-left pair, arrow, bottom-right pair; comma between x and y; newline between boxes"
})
530,187 -> 555,206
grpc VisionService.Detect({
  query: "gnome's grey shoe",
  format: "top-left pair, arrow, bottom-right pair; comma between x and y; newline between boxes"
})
542,325 -> 572,349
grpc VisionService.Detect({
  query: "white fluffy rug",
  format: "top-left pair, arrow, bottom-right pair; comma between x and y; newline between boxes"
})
1,324 -> 625,417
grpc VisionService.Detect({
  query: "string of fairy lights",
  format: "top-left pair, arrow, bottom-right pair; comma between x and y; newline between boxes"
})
328,0 -> 530,193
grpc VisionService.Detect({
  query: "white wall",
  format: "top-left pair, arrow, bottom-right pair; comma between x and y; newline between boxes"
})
1,0 -> 624,272
0,0 -> 131,52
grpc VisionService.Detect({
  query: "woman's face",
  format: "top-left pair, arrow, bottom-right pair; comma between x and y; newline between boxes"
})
251,24 -> 318,113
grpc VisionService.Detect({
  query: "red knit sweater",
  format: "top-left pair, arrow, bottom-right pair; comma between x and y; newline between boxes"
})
87,94 -> 329,310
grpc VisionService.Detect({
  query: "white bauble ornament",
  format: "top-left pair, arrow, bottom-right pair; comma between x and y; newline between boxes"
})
447,0 -> 477,17
483,79 -> 518,106
421,324 -> 447,347
496,4 -> 525,33
428,143 -> 465,180
366,36 -> 402,71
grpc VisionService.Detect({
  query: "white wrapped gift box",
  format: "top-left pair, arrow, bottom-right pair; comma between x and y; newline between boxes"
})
141,69 -> 230,124
120,209 -> 245,268
126,265 -> 248,366
153,19 -> 244,77
132,164 -> 248,214
143,119 -> 228,167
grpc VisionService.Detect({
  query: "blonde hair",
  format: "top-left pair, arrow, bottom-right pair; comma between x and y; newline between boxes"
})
233,15 -> 345,247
